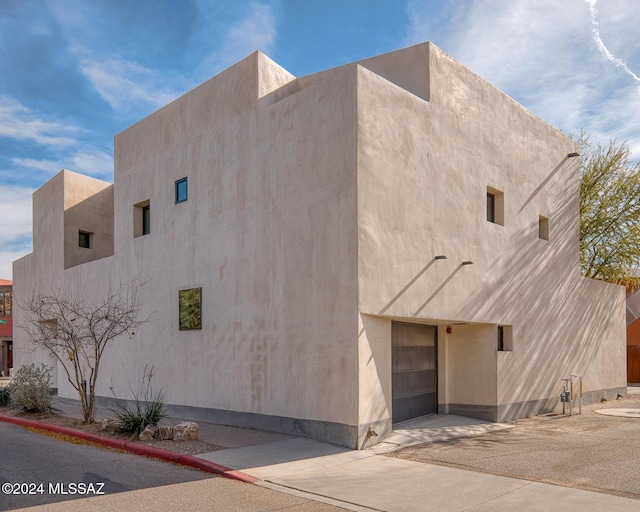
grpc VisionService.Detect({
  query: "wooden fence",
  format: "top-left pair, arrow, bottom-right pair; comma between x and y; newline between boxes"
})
628,345 -> 640,383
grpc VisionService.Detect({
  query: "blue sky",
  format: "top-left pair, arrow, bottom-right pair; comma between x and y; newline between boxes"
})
1,0 -> 639,279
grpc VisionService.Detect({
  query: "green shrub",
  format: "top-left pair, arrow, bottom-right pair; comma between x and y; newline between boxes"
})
111,365 -> 166,436
10,364 -> 53,413
0,384 -> 12,406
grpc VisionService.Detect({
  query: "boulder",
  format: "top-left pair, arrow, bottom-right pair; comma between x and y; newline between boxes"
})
153,426 -> 174,440
173,421 -> 199,441
139,424 -> 158,441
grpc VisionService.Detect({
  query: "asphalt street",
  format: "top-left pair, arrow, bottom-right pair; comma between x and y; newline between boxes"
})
0,421 -> 215,510
0,422 -> 348,511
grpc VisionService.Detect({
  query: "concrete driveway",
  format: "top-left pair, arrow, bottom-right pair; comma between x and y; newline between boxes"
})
388,392 -> 640,500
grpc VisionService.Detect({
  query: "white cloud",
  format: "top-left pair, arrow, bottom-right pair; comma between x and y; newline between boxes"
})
77,55 -> 179,113
405,0 -> 640,158
223,2 -> 276,59
0,96 -> 81,146
12,148 -> 113,180
586,0 -> 640,83
194,1 -> 278,79
0,185 -> 33,279
0,248 -> 30,281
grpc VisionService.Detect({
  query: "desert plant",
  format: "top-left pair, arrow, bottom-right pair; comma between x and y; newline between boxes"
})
0,384 -> 12,406
111,365 -> 166,436
10,363 -> 52,413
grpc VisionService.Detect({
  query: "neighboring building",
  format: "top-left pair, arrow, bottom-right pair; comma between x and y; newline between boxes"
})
626,289 -> 640,382
13,43 -> 626,449
0,279 -> 12,377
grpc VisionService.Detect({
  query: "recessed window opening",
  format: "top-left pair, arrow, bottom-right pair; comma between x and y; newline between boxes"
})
487,193 -> 495,223
176,177 -> 188,203
539,215 -> 550,241
79,231 -> 92,249
142,205 -> 150,235
498,325 -> 513,351
133,200 -> 150,238
486,186 -> 504,225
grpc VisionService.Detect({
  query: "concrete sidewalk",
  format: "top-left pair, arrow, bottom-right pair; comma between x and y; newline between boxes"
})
197,432 -> 639,512
9,392 -> 640,511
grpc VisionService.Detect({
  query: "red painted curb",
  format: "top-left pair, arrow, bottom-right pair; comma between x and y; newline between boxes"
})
0,414 -> 258,484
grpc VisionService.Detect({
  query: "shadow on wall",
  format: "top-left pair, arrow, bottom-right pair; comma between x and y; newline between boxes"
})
362,153 -> 623,419
454,156 -> 623,409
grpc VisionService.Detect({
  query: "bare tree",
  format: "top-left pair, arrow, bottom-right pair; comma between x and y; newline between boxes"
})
19,281 -> 146,423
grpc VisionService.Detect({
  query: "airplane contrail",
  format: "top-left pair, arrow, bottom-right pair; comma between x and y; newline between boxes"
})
586,0 -> 640,83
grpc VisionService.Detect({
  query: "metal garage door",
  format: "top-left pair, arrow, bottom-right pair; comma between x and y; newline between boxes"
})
392,322 -> 437,423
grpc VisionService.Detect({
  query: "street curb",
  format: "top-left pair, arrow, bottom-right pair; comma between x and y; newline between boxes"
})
0,414 -> 258,484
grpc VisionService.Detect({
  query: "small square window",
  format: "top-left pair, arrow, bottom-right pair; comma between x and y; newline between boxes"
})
539,215 -> 549,241
79,231 -> 92,249
176,177 -> 188,203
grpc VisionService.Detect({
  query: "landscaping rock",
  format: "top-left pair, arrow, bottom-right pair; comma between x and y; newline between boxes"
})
153,426 -> 174,440
139,424 -> 158,441
173,421 -> 199,441
100,418 -> 119,432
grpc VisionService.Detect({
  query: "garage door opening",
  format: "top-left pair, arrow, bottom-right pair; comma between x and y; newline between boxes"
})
392,322 -> 437,423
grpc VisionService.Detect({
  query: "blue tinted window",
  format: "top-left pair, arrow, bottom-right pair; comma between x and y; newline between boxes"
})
176,178 -> 188,203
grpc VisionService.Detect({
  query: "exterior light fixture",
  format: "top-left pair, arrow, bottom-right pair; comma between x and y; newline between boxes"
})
567,152 -> 579,158
435,255 -> 447,260
462,261 -> 473,265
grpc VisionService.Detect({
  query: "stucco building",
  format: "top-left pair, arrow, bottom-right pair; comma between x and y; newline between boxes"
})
0,279 -> 12,377
13,43 -> 626,448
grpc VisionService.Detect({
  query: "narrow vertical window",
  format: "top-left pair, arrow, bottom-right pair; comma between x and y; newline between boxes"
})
486,186 -> 504,225
134,200 -> 151,237
498,325 -> 513,351
176,177 -> 188,203
487,193 -> 495,223
539,215 -> 549,241
142,204 -> 150,235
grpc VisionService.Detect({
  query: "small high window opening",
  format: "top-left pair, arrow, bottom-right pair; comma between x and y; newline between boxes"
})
487,193 -> 495,223
134,200 -> 150,237
79,231 -> 92,249
498,325 -> 513,351
176,177 -> 188,203
486,186 -> 504,225
142,205 -> 150,235
539,215 -> 550,241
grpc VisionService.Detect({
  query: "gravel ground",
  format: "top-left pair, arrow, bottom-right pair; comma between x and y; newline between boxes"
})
388,393 -> 640,500
0,405 -> 224,455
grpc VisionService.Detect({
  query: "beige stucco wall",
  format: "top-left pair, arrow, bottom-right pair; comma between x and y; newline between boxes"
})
81,52 -> 359,435
13,170 -> 115,382
64,177 -> 114,269
356,43 -> 625,431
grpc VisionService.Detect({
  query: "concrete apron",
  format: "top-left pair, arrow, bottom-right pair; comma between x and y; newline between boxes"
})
195,414 -> 639,512
197,414 -> 513,478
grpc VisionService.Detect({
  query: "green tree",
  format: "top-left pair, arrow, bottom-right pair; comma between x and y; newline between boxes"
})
580,136 -> 640,287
